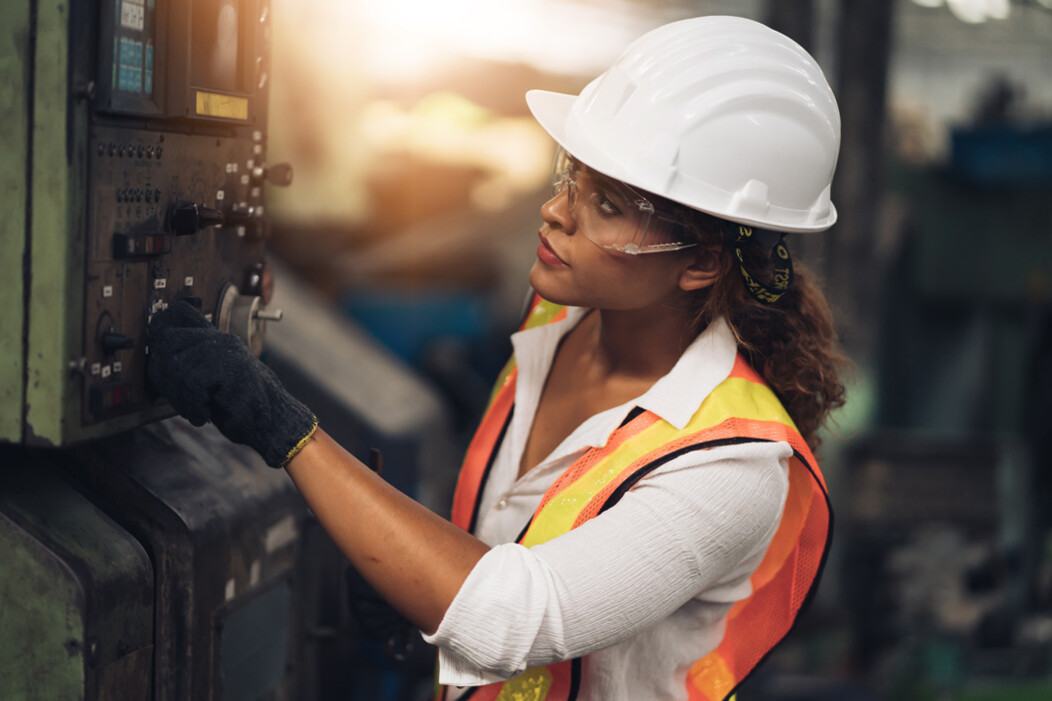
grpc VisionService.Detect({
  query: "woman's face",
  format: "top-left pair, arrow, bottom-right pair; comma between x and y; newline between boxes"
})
529,172 -> 712,312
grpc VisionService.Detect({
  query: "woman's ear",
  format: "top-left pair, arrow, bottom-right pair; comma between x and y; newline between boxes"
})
678,247 -> 722,292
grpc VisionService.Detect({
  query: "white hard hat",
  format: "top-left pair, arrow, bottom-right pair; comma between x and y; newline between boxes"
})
527,15 -> 840,233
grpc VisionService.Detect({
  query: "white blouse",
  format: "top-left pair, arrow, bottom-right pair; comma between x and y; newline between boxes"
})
424,308 -> 792,701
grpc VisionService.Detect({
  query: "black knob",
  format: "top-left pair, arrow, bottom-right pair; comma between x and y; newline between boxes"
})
170,201 -> 225,235
197,206 -> 224,228
102,331 -> 135,355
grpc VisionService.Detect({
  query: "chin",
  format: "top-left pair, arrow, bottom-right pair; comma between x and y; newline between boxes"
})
528,265 -> 572,306
528,264 -> 635,310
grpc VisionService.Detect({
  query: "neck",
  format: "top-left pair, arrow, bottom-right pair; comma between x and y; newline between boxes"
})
584,300 -> 699,381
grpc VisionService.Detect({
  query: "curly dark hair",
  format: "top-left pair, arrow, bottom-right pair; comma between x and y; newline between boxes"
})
666,206 -> 849,451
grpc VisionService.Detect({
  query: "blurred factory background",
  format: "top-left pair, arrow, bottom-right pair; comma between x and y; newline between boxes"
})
2,0 -> 1051,699
259,0 -> 1052,698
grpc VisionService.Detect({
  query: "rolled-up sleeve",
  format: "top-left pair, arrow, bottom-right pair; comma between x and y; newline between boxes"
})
423,440 -> 792,687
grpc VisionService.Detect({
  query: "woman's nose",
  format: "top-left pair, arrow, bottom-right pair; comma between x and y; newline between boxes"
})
541,188 -> 576,234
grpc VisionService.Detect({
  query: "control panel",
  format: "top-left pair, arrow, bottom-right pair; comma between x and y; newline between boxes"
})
0,0 -> 288,446
81,126 -> 287,426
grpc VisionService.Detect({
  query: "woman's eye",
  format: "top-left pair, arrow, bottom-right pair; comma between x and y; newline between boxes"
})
593,192 -> 621,216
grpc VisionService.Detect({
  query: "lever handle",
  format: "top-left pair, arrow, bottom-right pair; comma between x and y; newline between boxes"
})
102,330 -> 135,355
170,201 -> 224,236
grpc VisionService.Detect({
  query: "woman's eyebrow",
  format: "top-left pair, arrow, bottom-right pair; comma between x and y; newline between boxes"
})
586,172 -> 630,201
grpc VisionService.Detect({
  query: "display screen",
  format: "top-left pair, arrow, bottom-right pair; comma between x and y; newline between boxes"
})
190,0 -> 244,93
112,0 -> 156,96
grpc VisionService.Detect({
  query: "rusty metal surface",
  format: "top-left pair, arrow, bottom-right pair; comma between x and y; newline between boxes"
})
0,451 -> 154,701
69,418 -> 307,701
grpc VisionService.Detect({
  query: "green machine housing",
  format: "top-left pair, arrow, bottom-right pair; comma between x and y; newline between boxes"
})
1,0 -> 288,447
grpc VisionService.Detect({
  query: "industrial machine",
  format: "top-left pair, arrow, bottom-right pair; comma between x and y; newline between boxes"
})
1,0 -> 287,446
0,2 -> 452,699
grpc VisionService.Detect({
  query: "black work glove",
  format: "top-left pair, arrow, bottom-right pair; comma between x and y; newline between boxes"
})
147,300 -> 317,468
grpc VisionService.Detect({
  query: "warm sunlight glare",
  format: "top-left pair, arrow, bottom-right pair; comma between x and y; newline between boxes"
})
356,0 -> 666,79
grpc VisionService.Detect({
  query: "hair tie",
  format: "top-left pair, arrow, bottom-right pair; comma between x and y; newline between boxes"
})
724,223 -> 794,305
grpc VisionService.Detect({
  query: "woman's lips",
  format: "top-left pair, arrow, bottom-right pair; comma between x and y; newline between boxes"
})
537,234 -> 567,267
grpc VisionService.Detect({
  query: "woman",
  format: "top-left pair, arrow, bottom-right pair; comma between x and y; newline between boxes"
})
148,16 -> 846,701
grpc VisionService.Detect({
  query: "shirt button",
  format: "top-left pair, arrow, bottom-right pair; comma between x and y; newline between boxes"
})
496,496 -> 509,510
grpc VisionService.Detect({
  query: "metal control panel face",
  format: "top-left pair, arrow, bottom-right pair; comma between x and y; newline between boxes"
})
83,125 -> 269,426
0,0 -> 281,445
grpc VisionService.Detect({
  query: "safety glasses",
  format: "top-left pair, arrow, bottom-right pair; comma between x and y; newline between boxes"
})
551,149 -> 697,255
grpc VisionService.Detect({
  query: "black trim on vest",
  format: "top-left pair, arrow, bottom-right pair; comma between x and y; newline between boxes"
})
569,657 -> 582,699
513,510 -> 534,545
510,406 -> 649,544
618,406 -> 646,428
467,406 -> 514,535
596,436 -> 771,516
514,437 -> 767,546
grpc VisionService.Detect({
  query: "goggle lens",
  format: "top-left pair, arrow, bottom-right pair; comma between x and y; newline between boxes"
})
551,150 -> 695,255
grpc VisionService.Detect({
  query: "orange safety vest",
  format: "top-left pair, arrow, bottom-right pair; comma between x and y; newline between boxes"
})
439,295 -> 833,701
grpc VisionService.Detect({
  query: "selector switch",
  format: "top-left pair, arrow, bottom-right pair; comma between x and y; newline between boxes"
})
96,313 -> 136,356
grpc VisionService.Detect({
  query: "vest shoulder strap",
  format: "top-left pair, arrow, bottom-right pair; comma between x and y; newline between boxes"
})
451,294 -> 566,531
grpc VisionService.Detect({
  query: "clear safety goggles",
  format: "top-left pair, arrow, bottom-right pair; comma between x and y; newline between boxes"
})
551,149 -> 697,255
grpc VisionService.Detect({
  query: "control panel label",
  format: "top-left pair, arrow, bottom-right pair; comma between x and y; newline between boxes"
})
120,0 -> 145,31
196,91 -> 249,121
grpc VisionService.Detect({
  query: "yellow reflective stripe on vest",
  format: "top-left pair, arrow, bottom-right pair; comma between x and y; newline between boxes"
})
522,375 -> 794,548
483,360 -> 517,417
493,665 -> 553,700
526,297 -> 570,329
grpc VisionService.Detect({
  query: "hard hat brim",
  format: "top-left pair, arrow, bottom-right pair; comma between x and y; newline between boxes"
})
526,89 -> 650,208
526,89 -> 577,160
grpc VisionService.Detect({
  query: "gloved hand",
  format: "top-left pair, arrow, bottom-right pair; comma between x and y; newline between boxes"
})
146,300 -> 317,468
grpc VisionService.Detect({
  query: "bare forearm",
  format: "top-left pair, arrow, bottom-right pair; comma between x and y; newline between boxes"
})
285,428 -> 489,634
